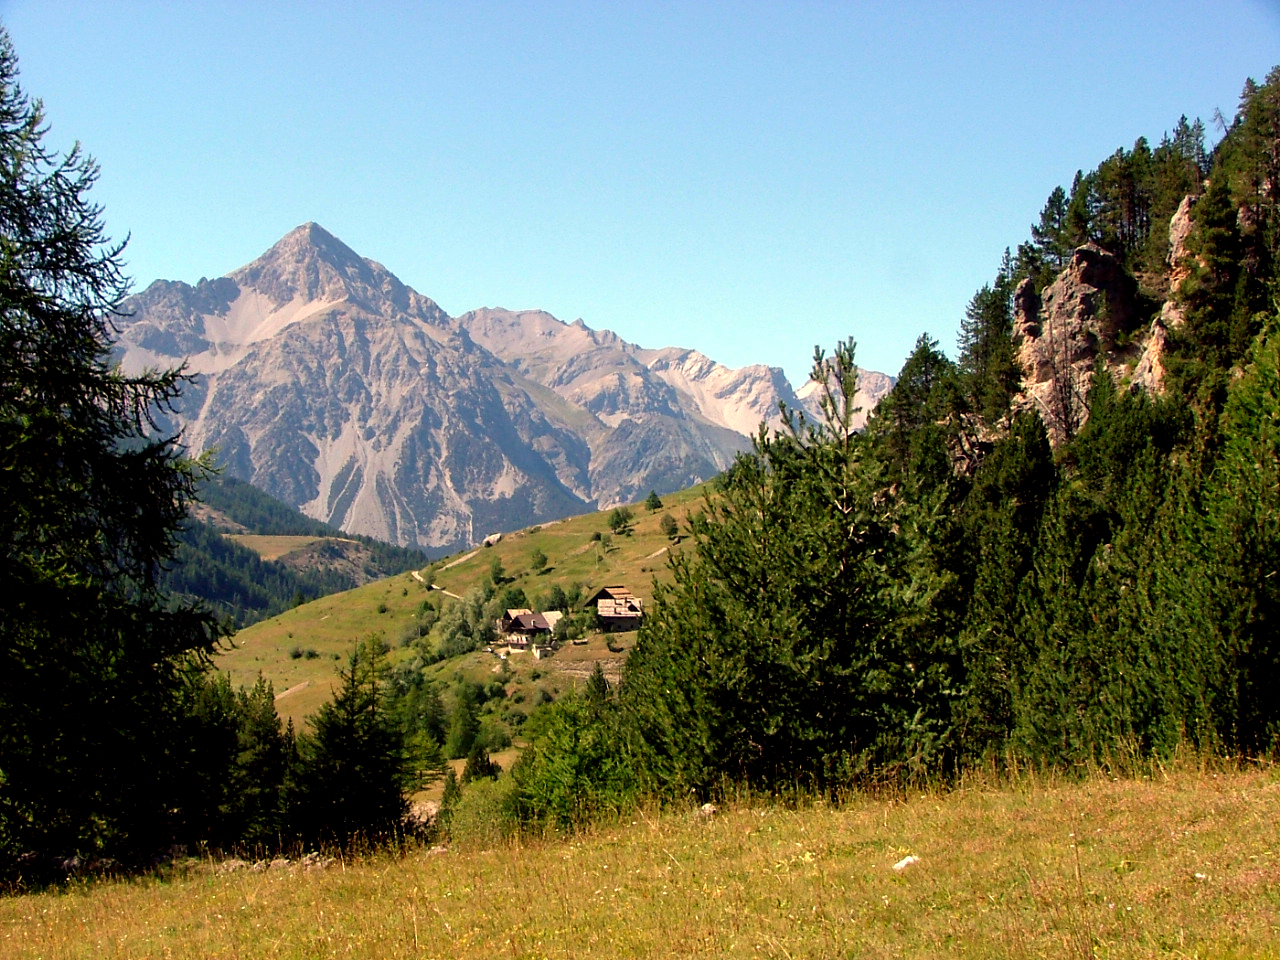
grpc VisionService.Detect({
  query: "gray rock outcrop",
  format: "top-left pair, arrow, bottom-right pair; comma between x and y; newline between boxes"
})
1013,243 -> 1142,445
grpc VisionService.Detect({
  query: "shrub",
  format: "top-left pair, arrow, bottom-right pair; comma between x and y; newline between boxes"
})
509,694 -> 638,831
445,777 -> 519,848
660,513 -> 679,539
608,507 -> 634,536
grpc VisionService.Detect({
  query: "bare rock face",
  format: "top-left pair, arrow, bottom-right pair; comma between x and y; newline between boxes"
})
794,368 -> 895,433
1167,193 -> 1199,296
1130,193 -> 1202,395
1013,244 -> 1142,444
1130,309 -> 1174,396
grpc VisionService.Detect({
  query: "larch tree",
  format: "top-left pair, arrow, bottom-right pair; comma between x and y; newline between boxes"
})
0,27 -> 220,874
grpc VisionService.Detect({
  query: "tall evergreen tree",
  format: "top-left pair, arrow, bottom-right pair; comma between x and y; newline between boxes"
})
624,340 -> 962,795
957,259 -> 1020,424
289,638 -> 411,845
870,333 -> 957,491
1030,186 -> 1071,271
0,27 -> 220,873
230,675 -> 295,849
1188,317 -> 1280,749
1063,170 -> 1096,250
952,411 -> 1056,753
1012,374 -> 1194,760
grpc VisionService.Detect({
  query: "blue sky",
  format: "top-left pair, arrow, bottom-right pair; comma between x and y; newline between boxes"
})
3,1 -> 1278,383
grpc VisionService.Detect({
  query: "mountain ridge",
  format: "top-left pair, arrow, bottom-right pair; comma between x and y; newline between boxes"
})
114,224 -> 894,550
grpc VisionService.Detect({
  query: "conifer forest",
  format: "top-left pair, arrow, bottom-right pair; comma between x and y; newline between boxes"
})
2,16 -> 1279,876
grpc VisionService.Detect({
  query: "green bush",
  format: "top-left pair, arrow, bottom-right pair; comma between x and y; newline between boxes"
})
445,777 -> 519,848
509,694 -> 638,831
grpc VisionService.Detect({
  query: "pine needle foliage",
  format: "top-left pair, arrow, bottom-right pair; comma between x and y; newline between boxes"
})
621,341 -> 963,797
0,27 -> 222,875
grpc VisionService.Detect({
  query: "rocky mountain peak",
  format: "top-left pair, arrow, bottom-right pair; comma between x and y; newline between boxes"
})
231,222 -> 366,305
111,226 -> 897,550
228,222 -> 446,325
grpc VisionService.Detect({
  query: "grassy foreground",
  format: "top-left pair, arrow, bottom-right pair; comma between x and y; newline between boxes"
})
4,762 -> 1278,959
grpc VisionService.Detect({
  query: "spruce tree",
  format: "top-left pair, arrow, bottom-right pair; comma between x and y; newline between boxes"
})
1191,317 -> 1280,748
957,260 -> 1020,425
231,675 -> 294,849
1030,186 -> 1071,271
510,693 -> 637,830
289,638 -> 410,845
952,411 -> 1056,754
460,742 -> 500,784
623,339 -> 963,794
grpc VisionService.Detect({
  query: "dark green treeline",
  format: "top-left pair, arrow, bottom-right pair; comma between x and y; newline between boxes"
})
510,67 -> 1280,815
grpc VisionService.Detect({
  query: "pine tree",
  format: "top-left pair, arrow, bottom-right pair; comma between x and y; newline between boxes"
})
231,675 -> 294,848
1190,317 -> 1280,748
1030,186 -> 1071,271
510,693 -> 637,830
1063,170 -> 1096,250
1167,173 -> 1252,416
444,684 -> 481,760
952,411 -> 1056,754
870,333 -> 956,489
289,638 -> 410,845
957,262 -> 1020,424
623,339 -> 963,794
0,27 -> 220,873
460,742 -> 500,784
1011,374 -> 1195,761
585,662 -> 611,708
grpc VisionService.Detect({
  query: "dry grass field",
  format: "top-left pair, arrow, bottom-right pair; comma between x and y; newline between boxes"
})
4,760 -> 1277,959
224,535 -> 327,562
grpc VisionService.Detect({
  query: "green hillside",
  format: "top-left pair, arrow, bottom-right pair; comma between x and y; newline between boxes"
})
162,475 -> 429,628
215,486 -> 706,730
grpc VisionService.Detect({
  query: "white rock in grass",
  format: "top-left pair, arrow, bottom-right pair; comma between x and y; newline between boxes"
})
891,855 -> 920,872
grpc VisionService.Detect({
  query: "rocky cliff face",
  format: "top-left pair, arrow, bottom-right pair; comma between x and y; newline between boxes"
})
1013,243 -> 1144,445
1010,191 -> 1209,445
115,224 -> 892,551
1130,194 -> 1200,395
794,367 -> 896,432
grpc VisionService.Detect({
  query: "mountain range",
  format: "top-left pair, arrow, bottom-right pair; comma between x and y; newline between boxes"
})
114,223 -> 893,551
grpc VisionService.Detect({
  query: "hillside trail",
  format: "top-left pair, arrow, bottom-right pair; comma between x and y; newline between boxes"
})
440,550 -> 479,571
274,680 -> 311,701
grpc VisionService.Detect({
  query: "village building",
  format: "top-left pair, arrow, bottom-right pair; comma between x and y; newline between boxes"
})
495,608 -> 564,651
586,585 -> 644,631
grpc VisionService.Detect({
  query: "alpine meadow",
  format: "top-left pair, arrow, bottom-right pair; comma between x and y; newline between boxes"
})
1,17 -> 1280,957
